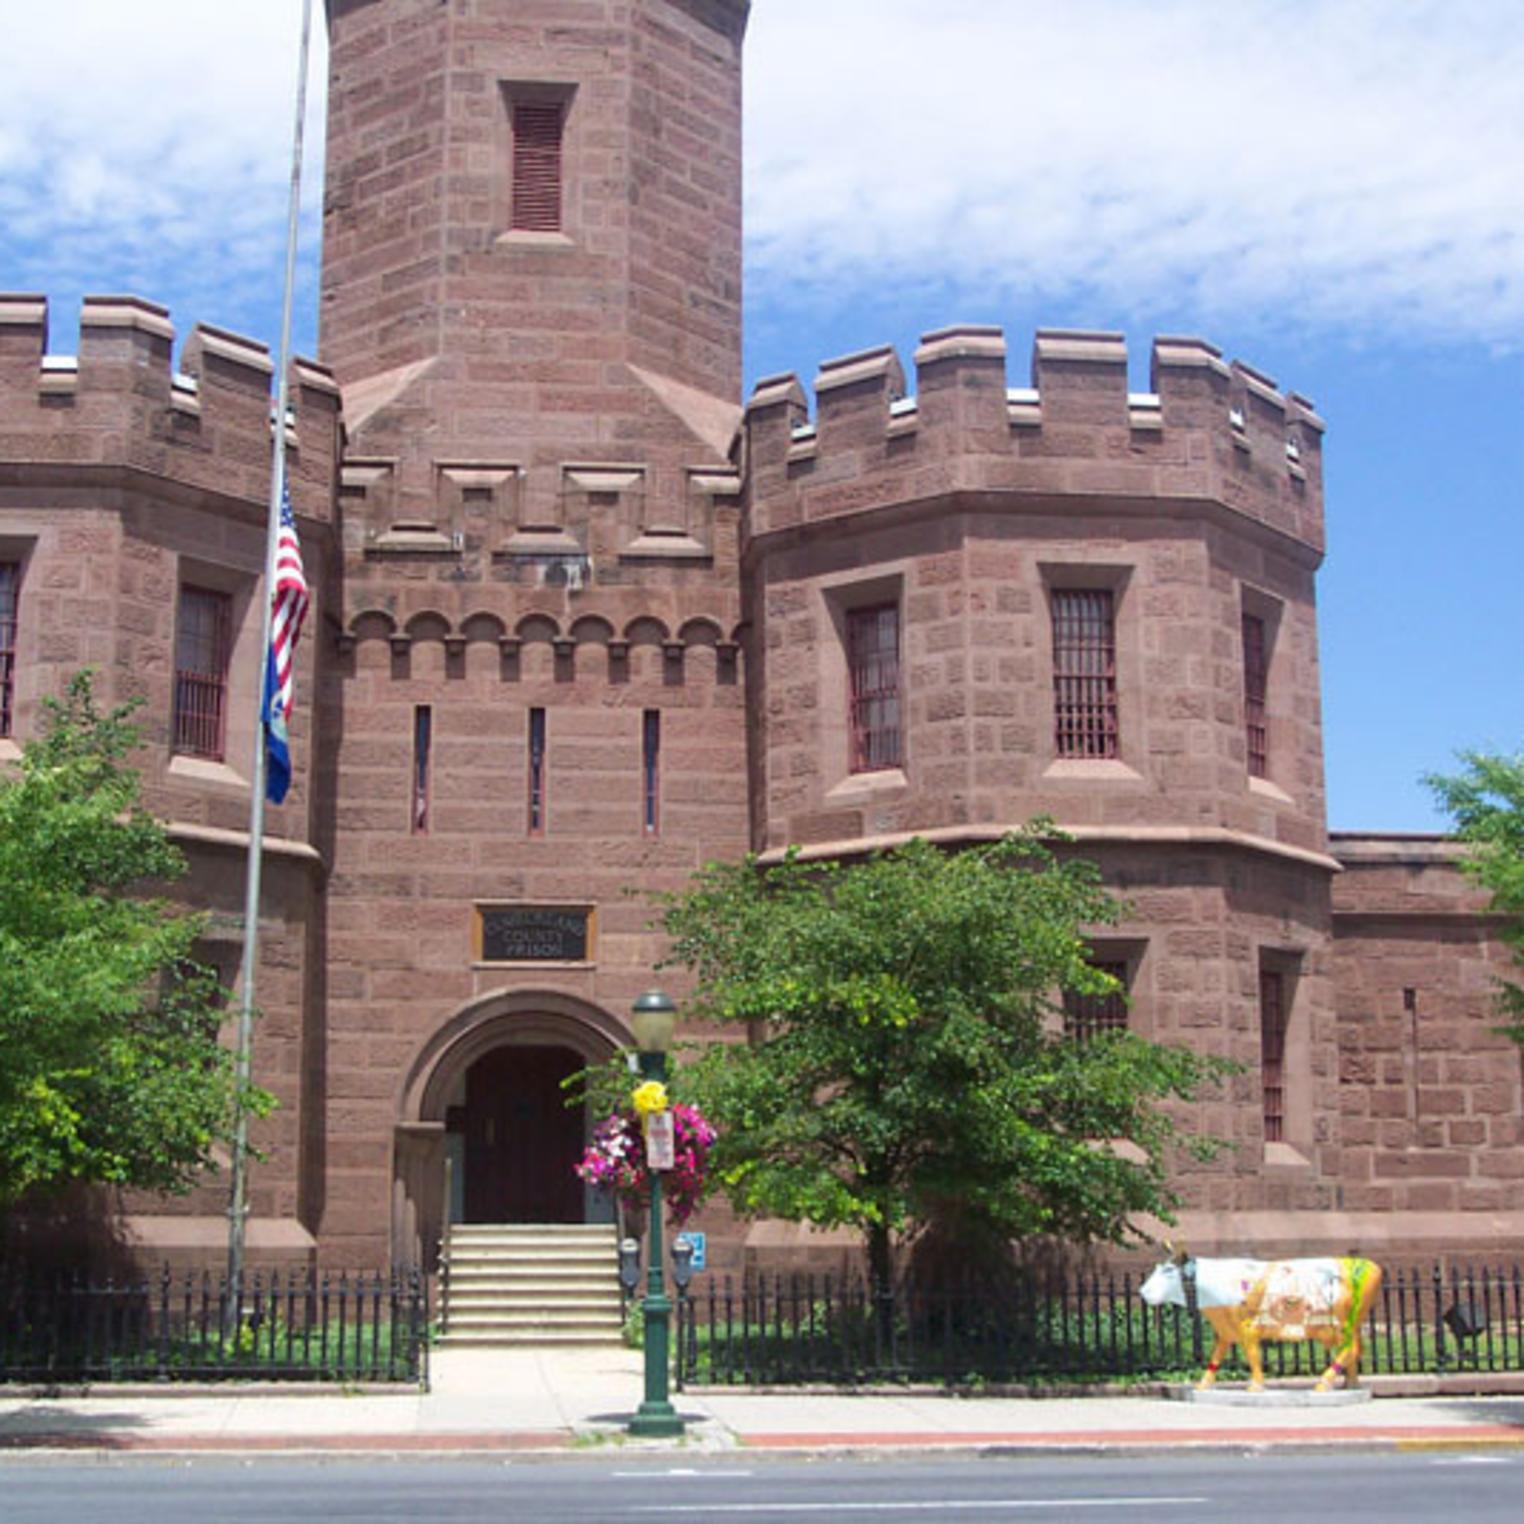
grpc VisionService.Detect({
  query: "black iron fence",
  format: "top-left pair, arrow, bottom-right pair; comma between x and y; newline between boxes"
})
676,1263 -> 1524,1388
0,1266 -> 428,1384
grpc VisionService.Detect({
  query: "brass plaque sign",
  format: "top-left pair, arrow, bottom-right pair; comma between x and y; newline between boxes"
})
477,905 -> 591,963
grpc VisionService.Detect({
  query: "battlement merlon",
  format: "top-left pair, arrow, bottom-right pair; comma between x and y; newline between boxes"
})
743,324 -> 1325,557
0,294 -> 341,524
324,0 -> 751,34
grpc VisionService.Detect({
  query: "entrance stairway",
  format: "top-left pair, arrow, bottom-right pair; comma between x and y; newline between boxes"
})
437,1223 -> 625,1348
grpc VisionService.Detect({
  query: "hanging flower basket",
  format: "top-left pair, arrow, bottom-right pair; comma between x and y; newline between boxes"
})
574,1099 -> 716,1227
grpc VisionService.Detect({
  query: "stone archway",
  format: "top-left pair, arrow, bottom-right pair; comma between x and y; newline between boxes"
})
391,990 -> 629,1268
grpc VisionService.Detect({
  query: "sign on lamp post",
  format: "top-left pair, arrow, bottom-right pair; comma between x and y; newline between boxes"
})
628,990 -> 684,1439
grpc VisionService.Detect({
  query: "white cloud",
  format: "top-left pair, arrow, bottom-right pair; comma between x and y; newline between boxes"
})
1,1 -> 1519,352
745,0 -> 1524,344
0,0 -> 325,345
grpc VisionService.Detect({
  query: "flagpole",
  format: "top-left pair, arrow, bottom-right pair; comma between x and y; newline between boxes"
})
229,0 -> 316,1305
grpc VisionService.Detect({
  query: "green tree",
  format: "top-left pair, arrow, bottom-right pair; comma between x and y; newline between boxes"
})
1426,749 -> 1524,1046
0,672 -> 265,1207
659,828 -> 1229,1291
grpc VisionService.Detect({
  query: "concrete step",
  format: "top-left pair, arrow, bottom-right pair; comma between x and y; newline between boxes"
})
445,1248 -> 617,1263
446,1267 -> 618,1283
441,1286 -> 618,1298
441,1304 -> 618,1328
439,1223 -> 623,1348
446,1252 -> 617,1264
436,1329 -> 624,1348
446,1226 -> 617,1242
446,1294 -> 620,1313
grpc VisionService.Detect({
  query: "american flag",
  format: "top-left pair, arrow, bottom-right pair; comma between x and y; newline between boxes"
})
262,483 -> 309,804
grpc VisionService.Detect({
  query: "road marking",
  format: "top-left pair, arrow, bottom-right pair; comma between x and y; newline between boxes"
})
612,1469 -> 755,1479
1429,1456 -> 1513,1466
631,1499 -> 1208,1514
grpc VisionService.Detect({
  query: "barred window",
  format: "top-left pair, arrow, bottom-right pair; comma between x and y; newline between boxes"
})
511,102 -> 564,232
1260,968 -> 1287,1142
527,707 -> 547,835
847,604 -> 901,773
1063,961 -> 1129,1042
173,585 -> 231,761
1052,589 -> 1118,758
1243,613 -> 1268,778
0,561 -> 18,737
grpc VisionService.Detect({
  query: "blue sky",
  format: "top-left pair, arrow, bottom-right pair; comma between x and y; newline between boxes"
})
2,1 -> 1519,831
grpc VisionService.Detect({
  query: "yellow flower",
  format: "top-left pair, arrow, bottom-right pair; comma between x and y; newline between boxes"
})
631,1080 -> 669,1118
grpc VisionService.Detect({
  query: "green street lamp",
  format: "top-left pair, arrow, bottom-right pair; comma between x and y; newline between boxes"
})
627,988 -> 684,1438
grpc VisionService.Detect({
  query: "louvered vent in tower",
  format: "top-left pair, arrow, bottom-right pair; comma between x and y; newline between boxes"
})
511,102 -> 564,232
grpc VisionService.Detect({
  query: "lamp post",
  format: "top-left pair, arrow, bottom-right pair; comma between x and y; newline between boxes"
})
628,989 -> 684,1438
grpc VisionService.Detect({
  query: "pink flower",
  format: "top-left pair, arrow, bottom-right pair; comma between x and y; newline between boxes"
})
573,1100 -> 717,1226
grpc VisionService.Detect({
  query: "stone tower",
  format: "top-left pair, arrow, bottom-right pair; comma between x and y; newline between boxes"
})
742,327 -> 1346,1247
318,0 -> 751,1267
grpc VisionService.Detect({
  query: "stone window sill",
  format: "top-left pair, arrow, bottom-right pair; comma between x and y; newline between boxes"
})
471,960 -> 594,972
825,767 -> 908,806
1042,757 -> 1143,783
1249,774 -> 1295,805
1263,1140 -> 1312,1170
495,230 -> 574,251
169,753 -> 250,792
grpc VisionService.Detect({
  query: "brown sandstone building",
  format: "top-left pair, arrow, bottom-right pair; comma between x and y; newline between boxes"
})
0,0 -> 1516,1279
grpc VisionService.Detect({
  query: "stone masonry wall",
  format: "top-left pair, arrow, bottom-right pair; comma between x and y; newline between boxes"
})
1333,836 -> 1522,1221
0,292 -> 341,1262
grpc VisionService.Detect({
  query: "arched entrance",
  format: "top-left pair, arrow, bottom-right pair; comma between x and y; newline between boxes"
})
392,990 -> 629,1266
456,1044 -> 585,1223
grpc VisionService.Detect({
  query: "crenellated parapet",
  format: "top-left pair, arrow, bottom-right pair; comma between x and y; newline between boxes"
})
744,325 -> 1324,557
0,293 -> 340,524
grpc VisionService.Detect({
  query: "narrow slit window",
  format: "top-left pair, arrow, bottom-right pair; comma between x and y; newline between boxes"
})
412,705 -> 432,834
847,604 -> 901,773
173,585 -> 232,761
527,707 -> 547,835
1242,613 -> 1268,778
0,561 -> 18,737
511,101 -> 564,232
642,709 -> 660,835
1052,588 -> 1118,759
1063,962 -> 1130,1043
1260,968 -> 1287,1142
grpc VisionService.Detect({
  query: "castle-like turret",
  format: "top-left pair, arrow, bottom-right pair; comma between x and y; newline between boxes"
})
0,290 -> 339,1264
318,0 -> 753,1267
743,324 -> 1328,858
739,321 -> 1341,1234
323,0 -> 749,567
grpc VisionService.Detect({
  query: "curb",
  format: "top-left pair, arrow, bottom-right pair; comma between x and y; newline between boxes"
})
0,1382 -> 420,1401
734,1425 -> 1524,1454
0,1431 -> 571,1455
3,1426 -> 1524,1461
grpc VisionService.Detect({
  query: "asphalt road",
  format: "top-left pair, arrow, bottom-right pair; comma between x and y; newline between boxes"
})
2,1450 -> 1521,1521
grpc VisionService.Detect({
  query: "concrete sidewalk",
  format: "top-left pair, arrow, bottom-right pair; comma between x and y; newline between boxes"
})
3,1348 -> 1524,1457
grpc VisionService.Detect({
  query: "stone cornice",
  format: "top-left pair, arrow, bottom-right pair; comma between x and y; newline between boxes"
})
1330,832 -> 1467,866
757,822 -> 1342,875
742,488 -> 1326,573
167,821 -> 326,873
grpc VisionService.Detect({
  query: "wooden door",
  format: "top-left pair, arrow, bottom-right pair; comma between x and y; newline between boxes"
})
462,1045 -> 585,1223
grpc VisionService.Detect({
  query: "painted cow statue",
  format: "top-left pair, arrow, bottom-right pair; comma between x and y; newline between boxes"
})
1139,1252 -> 1384,1392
